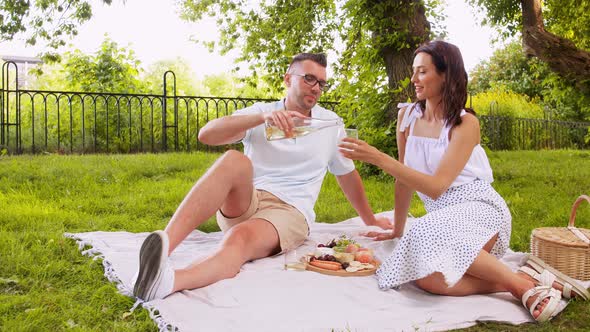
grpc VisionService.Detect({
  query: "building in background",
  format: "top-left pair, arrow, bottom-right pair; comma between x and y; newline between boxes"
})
1,55 -> 43,89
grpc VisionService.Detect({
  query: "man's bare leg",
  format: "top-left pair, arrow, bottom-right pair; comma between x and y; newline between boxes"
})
164,150 -> 255,254
173,218 -> 281,291
133,150 -> 263,301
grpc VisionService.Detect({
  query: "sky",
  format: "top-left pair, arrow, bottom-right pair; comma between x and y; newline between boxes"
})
0,0 -> 499,77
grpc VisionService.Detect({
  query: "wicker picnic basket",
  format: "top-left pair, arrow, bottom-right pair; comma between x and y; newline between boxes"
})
530,195 -> 590,281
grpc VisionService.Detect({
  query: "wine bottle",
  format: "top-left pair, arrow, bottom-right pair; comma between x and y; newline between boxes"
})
265,117 -> 344,141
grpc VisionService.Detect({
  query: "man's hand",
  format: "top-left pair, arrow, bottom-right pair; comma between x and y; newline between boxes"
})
263,110 -> 308,138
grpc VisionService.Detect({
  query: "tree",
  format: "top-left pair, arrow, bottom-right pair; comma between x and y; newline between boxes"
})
0,0 -> 112,62
143,58 -> 202,96
469,41 -> 550,98
62,37 -> 144,93
179,0 -> 440,108
179,0 -> 442,165
468,0 -> 590,88
469,41 -> 590,121
29,37 -> 143,93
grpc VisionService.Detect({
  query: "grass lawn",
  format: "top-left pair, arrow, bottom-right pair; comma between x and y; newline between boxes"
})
1,150 -> 589,331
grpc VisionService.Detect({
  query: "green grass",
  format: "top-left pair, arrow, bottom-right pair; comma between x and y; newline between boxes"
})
1,150 -> 589,331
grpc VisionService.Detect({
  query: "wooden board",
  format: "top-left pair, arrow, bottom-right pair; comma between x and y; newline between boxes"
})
304,260 -> 380,277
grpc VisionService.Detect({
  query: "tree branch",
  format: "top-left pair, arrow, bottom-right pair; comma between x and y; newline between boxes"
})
520,0 -> 590,86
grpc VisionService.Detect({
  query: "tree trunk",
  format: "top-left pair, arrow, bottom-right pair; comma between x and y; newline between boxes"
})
374,0 -> 431,121
521,0 -> 590,86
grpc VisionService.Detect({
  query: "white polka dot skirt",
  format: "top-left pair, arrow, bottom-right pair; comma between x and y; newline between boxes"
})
376,180 -> 511,290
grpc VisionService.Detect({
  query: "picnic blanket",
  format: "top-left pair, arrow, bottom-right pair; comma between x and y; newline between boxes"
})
65,211 -> 589,332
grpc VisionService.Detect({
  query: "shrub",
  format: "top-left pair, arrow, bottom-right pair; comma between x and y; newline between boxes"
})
469,88 -> 545,119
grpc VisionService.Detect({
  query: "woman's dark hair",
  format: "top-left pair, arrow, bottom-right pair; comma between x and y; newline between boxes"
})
414,40 -> 474,128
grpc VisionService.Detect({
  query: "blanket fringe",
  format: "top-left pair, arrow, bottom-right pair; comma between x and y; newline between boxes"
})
143,302 -> 179,332
64,233 -> 132,296
64,233 -> 178,331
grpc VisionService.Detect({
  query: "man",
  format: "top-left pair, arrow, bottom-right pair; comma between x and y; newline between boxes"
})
132,53 -> 391,301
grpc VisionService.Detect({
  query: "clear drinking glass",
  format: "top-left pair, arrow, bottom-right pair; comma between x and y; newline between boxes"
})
284,248 -> 305,271
344,128 -> 359,139
340,128 -> 359,152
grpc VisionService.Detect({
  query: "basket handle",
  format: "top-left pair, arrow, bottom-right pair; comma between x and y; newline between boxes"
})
568,195 -> 590,245
569,195 -> 590,227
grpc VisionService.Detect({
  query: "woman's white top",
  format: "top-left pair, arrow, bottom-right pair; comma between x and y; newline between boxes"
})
398,102 -> 493,190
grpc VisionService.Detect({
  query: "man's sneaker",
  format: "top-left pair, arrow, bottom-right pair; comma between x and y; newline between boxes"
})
132,230 -> 174,301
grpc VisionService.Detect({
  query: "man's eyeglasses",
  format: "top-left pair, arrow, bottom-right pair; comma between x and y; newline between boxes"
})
290,73 -> 329,91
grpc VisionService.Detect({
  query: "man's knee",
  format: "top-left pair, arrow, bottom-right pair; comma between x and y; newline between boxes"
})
215,150 -> 253,176
221,150 -> 250,165
221,221 -> 279,259
221,224 -> 257,254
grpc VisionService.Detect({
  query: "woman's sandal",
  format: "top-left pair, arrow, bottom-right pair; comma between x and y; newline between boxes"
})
521,285 -> 562,322
519,254 -> 590,300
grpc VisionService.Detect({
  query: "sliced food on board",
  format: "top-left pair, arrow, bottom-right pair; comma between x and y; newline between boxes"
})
304,235 -> 379,276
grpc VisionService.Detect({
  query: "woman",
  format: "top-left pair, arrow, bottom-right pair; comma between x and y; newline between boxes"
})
339,40 -> 588,322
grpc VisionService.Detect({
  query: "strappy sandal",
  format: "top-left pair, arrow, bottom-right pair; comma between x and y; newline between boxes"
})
520,255 -> 590,300
521,285 -> 562,322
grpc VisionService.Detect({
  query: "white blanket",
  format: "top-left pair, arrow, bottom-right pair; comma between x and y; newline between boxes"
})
65,212 -> 587,332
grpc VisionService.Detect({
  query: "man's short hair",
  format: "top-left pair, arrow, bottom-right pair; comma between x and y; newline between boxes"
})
289,53 -> 327,69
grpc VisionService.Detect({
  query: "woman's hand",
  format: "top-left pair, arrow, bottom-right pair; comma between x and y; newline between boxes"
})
370,216 -> 395,230
362,229 -> 403,241
362,216 -> 402,241
338,138 -> 389,166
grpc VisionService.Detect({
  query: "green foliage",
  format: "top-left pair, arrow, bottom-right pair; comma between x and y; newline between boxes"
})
4,37 -> 288,154
467,0 -> 522,38
469,42 -> 550,98
468,0 -> 590,92
470,88 -> 545,119
468,0 -> 590,51
62,38 -> 145,93
471,88 -> 588,150
199,73 -> 282,98
0,0 -> 112,61
180,0 -> 340,95
469,40 -> 590,121
142,59 -> 282,98
543,1 -> 590,50
18,38 -> 148,152
1,151 -> 590,330
143,58 -> 202,96
540,73 -> 590,122
179,0 -> 443,165
332,0 -> 440,173
32,37 -> 145,93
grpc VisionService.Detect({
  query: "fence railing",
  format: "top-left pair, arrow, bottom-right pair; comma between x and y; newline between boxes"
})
1,62 -> 589,154
479,115 -> 589,150
1,62 -> 339,154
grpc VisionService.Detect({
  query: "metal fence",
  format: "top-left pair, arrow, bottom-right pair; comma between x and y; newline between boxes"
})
480,115 -> 589,150
1,61 -> 589,154
0,62 -> 339,154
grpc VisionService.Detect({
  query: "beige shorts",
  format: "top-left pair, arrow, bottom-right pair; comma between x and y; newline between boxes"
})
216,189 -> 309,253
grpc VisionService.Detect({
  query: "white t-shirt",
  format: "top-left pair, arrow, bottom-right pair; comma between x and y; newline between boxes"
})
233,100 -> 354,224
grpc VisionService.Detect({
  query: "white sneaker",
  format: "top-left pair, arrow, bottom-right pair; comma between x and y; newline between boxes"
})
132,230 -> 174,301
